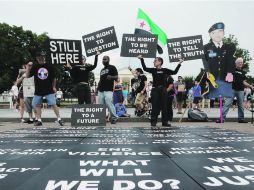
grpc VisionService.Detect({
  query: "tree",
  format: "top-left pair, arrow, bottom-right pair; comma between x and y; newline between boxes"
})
0,22 -> 49,93
223,34 -> 252,73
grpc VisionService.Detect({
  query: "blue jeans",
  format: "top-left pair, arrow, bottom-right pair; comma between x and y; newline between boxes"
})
222,90 -> 244,120
32,94 -> 56,107
98,91 -> 118,120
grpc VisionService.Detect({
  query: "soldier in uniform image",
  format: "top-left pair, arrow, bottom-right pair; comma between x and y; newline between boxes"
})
203,22 -> 236,98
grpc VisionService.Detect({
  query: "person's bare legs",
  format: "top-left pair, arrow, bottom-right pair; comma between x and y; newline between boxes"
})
19,98 -> 25,121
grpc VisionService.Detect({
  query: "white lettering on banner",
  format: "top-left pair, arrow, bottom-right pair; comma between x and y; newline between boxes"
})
181,38 -> 201,46
137,37 -> 156,43
129,49 -> 148,54
51,53 -> 79,64
208,157 -> 254,164
77,119 -> 99,124
96,29 -> 114,38
80,169 -> 151,177
203,176 -> 254,187
168,42 -> 181,48
83,35 -> 95,43
87,42 -> 117,54
50,41 -> 79,52
45,180 -> 100,190
182,50 -> 204,57
125,36 -> 136,42
68,151 -> 162,156
113,179 -> 181,190
80,160 -> 150,167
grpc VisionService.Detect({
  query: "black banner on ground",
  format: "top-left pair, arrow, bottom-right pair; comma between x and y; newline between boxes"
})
82,26 -> 119,57
71,104 -> 106,126
46,39 -> 82,65
167,35 -> 205,62
120,34 -> 158,58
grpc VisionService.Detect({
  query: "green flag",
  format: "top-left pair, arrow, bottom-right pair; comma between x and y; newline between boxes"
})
135,8 -> 168,53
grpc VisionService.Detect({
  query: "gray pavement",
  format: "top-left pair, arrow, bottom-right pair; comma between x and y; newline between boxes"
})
0,107 -> 253,121
0,121 -> 253,134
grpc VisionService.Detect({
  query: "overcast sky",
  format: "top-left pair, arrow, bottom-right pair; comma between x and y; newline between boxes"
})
1,0 -> 253,79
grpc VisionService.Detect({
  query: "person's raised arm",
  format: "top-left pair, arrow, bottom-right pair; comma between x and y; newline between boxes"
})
88,51 -> 100,71
26,62 -> 33,78
138,55 -> 154,73
166,59 -> 184,75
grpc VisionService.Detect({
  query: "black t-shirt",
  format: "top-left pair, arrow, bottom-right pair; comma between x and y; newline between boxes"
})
232,68 -> 246,91
140,58 -> 181,87
166,76 -> 174,96
136,74 -> 147,93
30,63 -> 55,96
69,55 -> 97,83
98,65 -> 118,92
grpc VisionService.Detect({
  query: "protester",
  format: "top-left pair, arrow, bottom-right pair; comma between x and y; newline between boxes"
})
115,96 -> 131,117
26,51 -> 64,126
129,66 -> 148,116
66,53 -> 99,104
56,88 -> 63,107
192,80 -> 202,109
113,77 -> 123,106
9,82 -> 19,110
187,87 -> 194,108
97,55 -> 118,124
244,87 -> 252,109
175,76 -> 186,114
122,87 -> 129,106
202,80 -> 210,111
91,89 -> 96,104
15,61 -> 37,124
138,55 -> 183,127
217,58 -> 254,123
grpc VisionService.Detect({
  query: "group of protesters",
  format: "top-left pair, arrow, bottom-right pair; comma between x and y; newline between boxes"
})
9,47 -> 254,127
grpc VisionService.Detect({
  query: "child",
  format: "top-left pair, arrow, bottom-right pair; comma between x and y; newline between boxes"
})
115,97 -> 130,117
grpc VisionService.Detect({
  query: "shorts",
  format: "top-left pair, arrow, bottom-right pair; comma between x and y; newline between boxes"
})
24,97 -> 33,113
193,97 -> 201,104
134,93 -> 146,105
176,92 -> 184,102
32,94 -> 56,107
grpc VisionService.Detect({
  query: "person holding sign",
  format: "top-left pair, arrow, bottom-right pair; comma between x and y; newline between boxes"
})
26,51 -> 64,126
97,55 -> 118,124
138,55 -> 184,127
66,52 -> 99,104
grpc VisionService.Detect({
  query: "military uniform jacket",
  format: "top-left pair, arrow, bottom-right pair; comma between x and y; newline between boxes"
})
203,41 -> 236,80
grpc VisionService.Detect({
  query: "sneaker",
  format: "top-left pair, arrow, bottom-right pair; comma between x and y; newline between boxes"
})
238,120 -> 248,123
111,118 -> 118,124
21,118 -> 25,123
58,119 -> 64,126
162,123 -> 171,127
25,119 -> 34,124
34,121 -> 42,126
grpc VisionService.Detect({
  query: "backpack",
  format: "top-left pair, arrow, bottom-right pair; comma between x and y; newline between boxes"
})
188,108 -> 208,122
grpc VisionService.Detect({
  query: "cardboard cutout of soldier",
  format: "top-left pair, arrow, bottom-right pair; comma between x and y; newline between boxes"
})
203,22 -> 236,98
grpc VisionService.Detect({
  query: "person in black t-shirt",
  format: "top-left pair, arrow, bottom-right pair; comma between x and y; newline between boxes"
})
26,51 -> 64,126
66,52 -> 99,104
128,67 -> 148,115
217,58 -> 254,123
138,55 -> 184,127
97,55 -> 118,124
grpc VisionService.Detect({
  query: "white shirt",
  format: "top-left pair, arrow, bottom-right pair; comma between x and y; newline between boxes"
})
213,41 -> 223,48
56,91 -> 63,99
